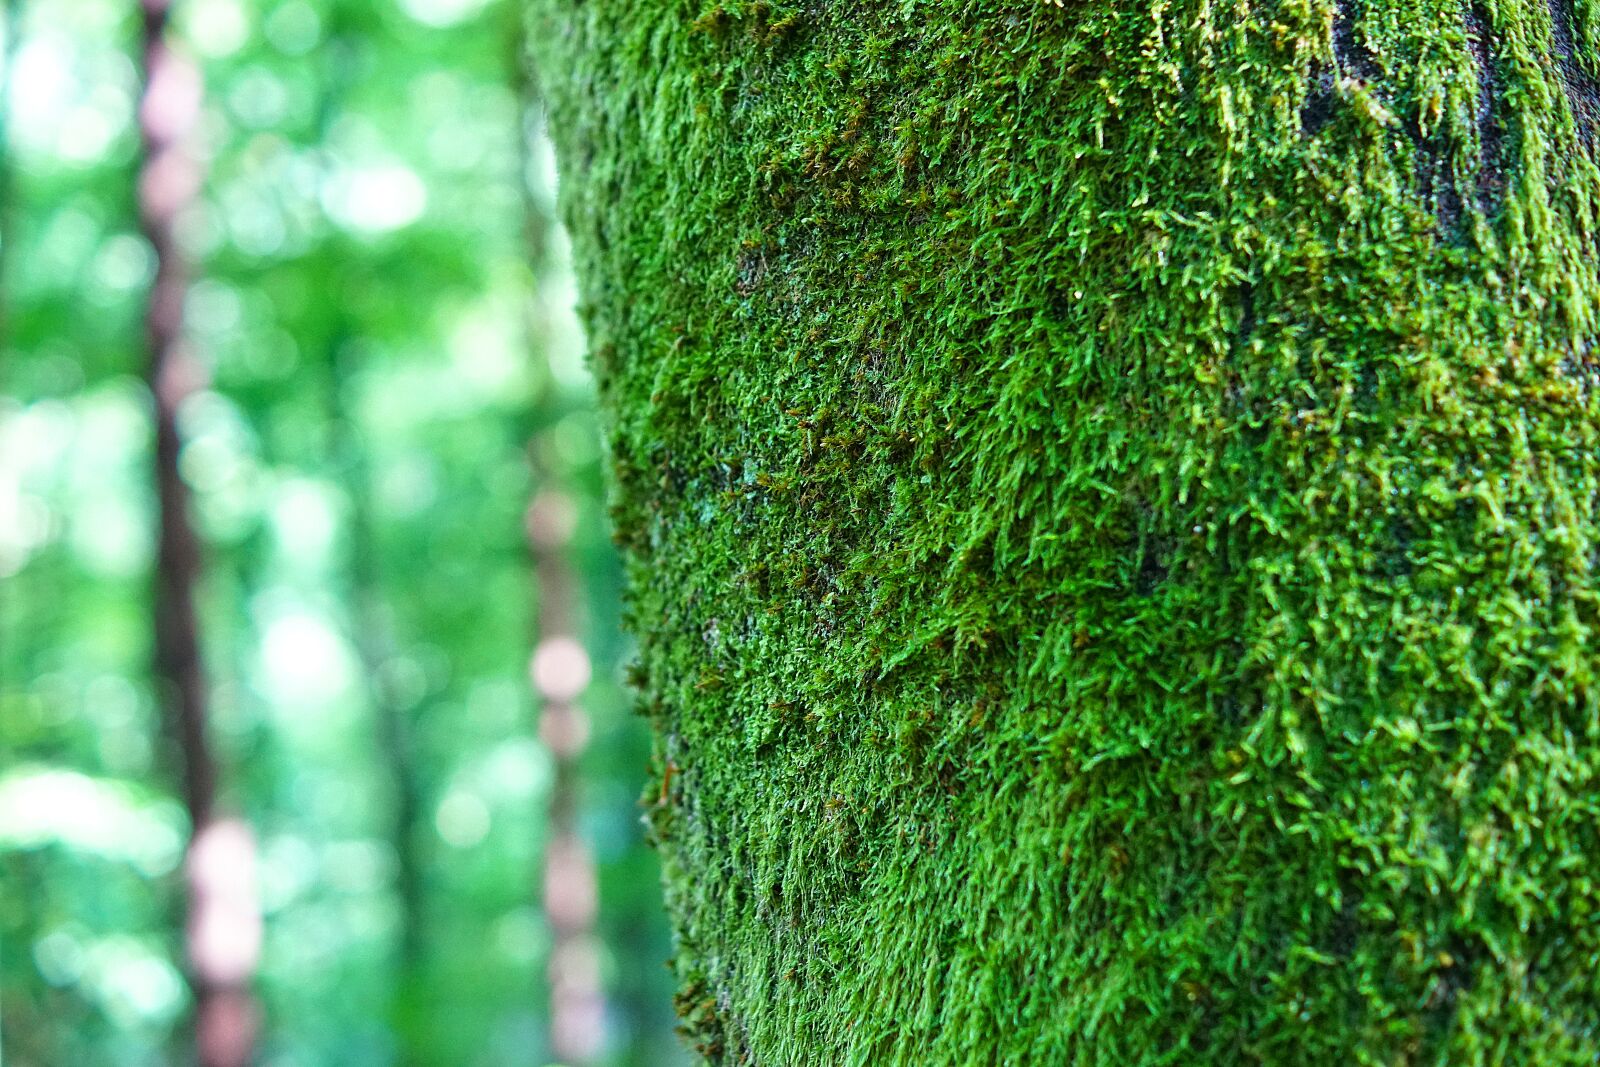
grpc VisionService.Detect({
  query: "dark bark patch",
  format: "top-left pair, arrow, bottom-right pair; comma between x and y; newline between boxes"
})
1560,338 -> 1600,395
1307,2 -> 1507,236
736,245 -> 768,295
1377,514 -> 1414,580
1302,0 -> 1379,136
1331,0 -> 1382,83
1549,0 -> 1600,145
1232,282 -> 1257,359
1301,61 -> 1340,137
1225,284 -> 1271,446
1465,3 -> 1507,215
1329,888 -> 1362,960
1134,535 -> 1173,596
1421,929 -> 1479,1045
1226,282 -> 1256,405
1414,133 -> 1458,236
1415,3 -> 1506,239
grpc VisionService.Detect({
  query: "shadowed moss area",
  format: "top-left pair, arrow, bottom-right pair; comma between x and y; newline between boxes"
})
529,0 -> 1600,1061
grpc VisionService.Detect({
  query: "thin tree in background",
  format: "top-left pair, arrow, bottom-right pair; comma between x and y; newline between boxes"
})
526,479 -> 604,1065
136,3 -> 260,1065
513,21 -> 604,1062
0,0 -> 21,346
323,333 -> 430,1063
307,10 -> 429,1055
0,7 -> 14,1056
320,236 -> 431,1067
323,306 -> 429,1065
0,0 -> 24,736
0,0 -> 22,342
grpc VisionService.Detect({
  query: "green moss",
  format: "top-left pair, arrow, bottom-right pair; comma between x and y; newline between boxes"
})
530,0 -> 1600,1061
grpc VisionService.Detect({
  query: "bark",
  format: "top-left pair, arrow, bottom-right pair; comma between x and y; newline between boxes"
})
531,0 -> 1600,1062
137,3 -> 259,1064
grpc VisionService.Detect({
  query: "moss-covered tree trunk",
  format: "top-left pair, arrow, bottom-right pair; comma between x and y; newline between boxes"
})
530,0 -> 1600,1061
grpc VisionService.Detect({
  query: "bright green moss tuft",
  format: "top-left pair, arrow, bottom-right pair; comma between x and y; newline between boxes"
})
530,0 -> 1600,1061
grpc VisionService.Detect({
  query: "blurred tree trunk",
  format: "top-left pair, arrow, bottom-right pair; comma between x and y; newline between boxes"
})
513,21 -> 607,1060
0,0 -> 22,337
531,0 -> 1600,1062
304,13 -> 431,1054
322,308 -> 429,1044
0,0 -> 24,703
137,3 -> 259,1065
323,316 -> 430,1064
527,473 -> 606,1064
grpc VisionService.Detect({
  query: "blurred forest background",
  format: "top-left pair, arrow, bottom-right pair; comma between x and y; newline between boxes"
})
0,0 -> 683,1064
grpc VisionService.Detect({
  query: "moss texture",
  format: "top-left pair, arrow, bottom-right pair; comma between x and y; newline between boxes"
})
529,0 -> 1600,1061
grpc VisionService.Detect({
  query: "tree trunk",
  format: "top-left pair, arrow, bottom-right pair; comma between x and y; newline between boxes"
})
0,0 -> 24,698
0,0 -> 22,341
531,0 -> 1600,1062
324,316 -> 430,1065
295,13 -> 434,1057
527,481 -> 606,1063
137,4 -> 260,1064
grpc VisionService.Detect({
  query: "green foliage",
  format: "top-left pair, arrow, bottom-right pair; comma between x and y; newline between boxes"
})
531,0 -> 1600,1061
0,0 -> 678,1064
